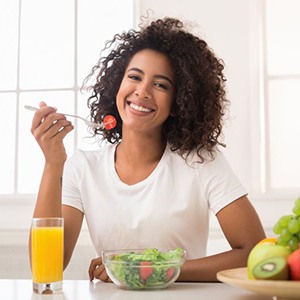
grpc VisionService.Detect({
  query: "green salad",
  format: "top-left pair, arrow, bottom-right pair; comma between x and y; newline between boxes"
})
105,248 -> 185,289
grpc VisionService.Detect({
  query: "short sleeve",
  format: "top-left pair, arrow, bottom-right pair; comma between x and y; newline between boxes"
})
202,151 -> 248,215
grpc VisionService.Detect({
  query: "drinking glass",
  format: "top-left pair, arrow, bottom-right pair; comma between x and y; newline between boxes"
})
31,217 -> 64,294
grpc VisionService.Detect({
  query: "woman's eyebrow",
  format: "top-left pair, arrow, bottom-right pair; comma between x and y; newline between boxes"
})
127,67 -> 174,86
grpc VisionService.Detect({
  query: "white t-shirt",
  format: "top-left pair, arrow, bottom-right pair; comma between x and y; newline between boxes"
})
62,143 -> 247,259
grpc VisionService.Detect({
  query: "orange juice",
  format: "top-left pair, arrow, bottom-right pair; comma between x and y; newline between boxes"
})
31,226 -> 64,283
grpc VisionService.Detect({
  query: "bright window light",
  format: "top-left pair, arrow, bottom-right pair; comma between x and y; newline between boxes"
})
0,0 -> 134,196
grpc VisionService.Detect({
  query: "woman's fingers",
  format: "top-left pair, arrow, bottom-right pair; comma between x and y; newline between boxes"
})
29,104 -> 74,164
39,101 -> 48,108
94,264 -> 108,282
89,257 -> 101,280
37,117 -> 72,140
31,107 -> 73,141
88,257 -> 111,282
30,105 -> 57,134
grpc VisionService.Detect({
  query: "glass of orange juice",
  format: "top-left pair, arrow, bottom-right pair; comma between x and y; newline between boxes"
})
31,217 -> 64,294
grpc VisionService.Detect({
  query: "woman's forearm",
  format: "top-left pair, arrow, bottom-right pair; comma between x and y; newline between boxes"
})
33,163 -> 64,218
177,248 -> 249,282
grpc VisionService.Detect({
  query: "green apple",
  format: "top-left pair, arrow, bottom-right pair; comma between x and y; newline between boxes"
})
247,243 -> 291,279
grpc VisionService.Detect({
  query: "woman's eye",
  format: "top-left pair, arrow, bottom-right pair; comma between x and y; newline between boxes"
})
154,82 -> 168,90
128,74 -> 140,81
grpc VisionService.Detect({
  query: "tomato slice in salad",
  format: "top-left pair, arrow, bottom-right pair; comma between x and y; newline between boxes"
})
139,261 -> 153,281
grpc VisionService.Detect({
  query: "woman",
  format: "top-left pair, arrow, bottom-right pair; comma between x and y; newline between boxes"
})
30,17 -> 265,282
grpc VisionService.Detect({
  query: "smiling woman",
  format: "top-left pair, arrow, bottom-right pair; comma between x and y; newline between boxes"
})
1,0 -> 300,283
27,15 -> 266,283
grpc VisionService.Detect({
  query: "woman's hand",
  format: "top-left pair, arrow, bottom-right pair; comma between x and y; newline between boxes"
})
88,257 -> 112,282
31,101 -> 74,165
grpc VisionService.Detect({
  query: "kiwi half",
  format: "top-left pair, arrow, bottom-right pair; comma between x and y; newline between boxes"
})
252,256 -> 289,280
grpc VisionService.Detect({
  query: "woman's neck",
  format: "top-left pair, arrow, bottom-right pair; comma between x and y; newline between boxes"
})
116,136 -> 166,165
114,130 -> 167,185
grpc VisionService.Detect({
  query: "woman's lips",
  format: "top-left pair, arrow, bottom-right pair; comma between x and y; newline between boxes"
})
128,101 -> 154,113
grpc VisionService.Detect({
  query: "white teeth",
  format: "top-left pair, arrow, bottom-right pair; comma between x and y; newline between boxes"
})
129,102 -> 152,112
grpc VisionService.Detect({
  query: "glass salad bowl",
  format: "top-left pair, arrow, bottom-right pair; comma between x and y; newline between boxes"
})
102,248 -> 186,289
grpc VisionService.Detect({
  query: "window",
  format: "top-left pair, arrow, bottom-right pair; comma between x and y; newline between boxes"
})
260,0 -> 300,194
0,0 -> 134,197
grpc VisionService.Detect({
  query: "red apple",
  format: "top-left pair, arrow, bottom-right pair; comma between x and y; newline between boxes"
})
288,245 -> 300,280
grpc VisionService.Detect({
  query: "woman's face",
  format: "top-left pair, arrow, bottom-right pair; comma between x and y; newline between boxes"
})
116,49 -> 175,134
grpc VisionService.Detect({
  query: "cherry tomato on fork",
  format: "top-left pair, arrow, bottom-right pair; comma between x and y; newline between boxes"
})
103,115 -> 117,130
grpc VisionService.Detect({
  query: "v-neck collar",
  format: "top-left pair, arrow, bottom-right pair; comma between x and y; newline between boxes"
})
108,143 -> 169,189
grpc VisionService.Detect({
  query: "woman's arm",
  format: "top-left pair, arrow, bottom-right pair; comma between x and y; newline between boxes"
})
31,101 -> 73,217
29,102 -> 83,269
177,196 -> 266,281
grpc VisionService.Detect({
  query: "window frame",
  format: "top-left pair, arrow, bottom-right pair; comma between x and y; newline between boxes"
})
252,0 -> 300,201
0,0 -> 137,204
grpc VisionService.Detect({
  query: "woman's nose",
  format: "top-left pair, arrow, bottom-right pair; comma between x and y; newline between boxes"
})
135,84 -> 151,99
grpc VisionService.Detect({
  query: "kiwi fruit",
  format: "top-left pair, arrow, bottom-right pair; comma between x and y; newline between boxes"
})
252,256 -> 289,280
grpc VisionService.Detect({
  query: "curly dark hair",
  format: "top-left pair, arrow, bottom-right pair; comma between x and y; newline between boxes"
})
84,17 -> 229,162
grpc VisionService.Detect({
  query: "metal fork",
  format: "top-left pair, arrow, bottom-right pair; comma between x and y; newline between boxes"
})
24,105 -> 109,129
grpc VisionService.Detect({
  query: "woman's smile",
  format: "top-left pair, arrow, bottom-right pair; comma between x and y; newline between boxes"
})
128,102 -> 153,113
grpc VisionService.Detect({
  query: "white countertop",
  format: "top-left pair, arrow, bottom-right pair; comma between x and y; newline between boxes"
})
0,279 -> 273,300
